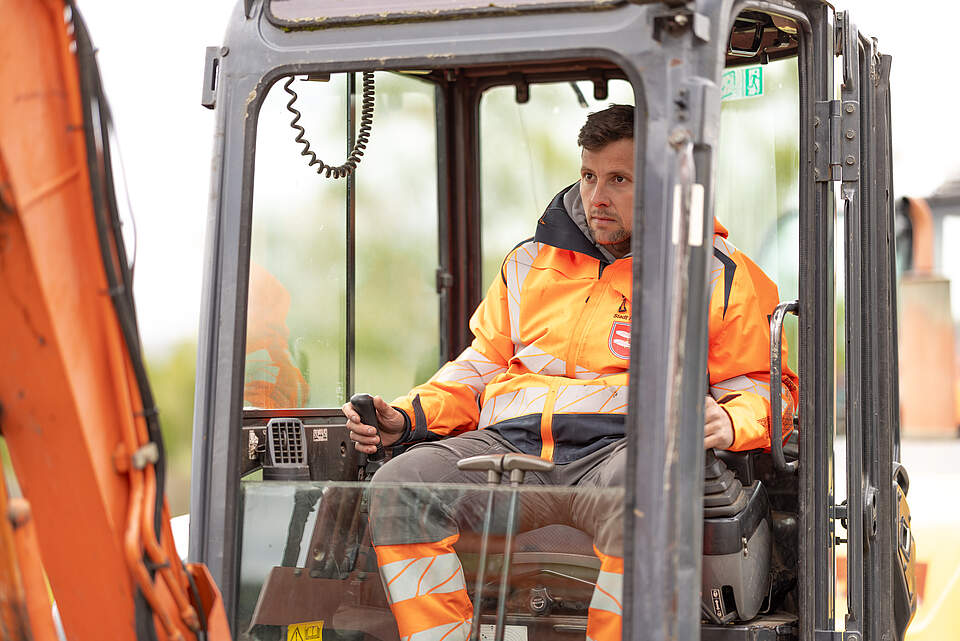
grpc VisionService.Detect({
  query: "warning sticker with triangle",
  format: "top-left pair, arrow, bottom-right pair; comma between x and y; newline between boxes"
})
287,620 -> 324,641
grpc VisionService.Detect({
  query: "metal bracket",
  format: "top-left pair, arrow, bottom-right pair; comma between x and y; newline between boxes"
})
813,100 -> 859,182
652,7 -> 711,43
830,502 -> 848,523
201,46 -> 227,110
132,442 -> 160,470
435,268 -> 454,293
864,485 -> 879,540
675,77 -> 719,144
815,632 -> 861,641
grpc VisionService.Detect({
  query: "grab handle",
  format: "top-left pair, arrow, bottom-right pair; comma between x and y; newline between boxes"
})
769,300 -> 799,473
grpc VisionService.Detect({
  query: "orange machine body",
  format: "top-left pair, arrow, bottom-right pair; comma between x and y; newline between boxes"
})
0,1 -> 228,639
898,197 -> 960,436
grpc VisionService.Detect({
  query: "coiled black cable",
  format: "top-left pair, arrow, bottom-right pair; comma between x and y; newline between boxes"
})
284,72 -> 375,179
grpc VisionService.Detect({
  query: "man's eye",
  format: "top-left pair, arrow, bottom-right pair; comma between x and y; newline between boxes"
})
583,173 -> 595,181
614,176 -> 626,183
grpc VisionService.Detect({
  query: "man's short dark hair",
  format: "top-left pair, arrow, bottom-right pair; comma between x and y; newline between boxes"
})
577,104 -> 635,151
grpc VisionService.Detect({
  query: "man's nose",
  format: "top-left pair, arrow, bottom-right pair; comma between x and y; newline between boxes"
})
588,181 -> 610,207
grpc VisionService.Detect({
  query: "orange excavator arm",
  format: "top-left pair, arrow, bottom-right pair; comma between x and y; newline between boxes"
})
0,1 -> 229,639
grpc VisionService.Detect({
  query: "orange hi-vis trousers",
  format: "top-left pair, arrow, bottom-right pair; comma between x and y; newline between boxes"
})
373,536 -> 623,641
588,547 -> 624,641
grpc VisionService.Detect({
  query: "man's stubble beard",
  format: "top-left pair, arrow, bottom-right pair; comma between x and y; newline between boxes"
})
589,210 -> 628,245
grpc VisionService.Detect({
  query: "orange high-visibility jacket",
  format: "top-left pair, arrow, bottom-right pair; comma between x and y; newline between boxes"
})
392,186 -> 798,461
244,262 -> 310,409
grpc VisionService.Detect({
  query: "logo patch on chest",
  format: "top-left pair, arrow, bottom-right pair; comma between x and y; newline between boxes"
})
614,296 -> 630,321
608,321 -> 631,360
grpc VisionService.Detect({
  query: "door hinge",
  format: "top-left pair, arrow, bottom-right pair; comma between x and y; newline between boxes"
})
201,46 -> 227,110
814,99 -> 859,182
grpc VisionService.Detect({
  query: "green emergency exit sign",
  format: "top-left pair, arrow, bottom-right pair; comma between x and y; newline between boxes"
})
721,65 -> 764,101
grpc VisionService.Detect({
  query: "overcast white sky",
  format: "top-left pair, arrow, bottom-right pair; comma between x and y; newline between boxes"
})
76,1 -> 960,354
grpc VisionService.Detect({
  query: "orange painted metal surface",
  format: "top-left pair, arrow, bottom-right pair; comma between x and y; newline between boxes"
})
0,461 -> 33,641
7,496 -> 60,641
906,197 -> 935,274
0,1 -> 229,639
899,198 -> 960,437
899,275 -> 958,436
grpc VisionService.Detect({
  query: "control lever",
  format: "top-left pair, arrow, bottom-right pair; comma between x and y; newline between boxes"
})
457,454 -> 505,641
350,393 -> 385,476
495,454 -> 555,641
456,453 -> 555,641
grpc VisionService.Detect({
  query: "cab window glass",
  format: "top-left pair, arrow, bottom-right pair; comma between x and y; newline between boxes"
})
480,79 -> 634,287
716,56 -> 800,370
247,72 -> 438,409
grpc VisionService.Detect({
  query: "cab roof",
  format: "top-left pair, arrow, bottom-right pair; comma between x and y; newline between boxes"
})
266,0 -> 632,30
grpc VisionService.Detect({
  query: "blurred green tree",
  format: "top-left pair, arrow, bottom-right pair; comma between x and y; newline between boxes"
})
146,339 -> 198,516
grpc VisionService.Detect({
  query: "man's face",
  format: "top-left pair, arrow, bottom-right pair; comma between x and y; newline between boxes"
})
579,138 -> 635,258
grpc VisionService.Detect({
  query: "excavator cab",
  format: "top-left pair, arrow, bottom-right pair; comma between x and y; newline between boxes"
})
187,2 -> 915,640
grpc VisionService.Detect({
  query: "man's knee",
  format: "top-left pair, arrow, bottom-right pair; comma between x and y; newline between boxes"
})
368,444 -> 464,545
370,444 -> 457,484
598,443 -> 627,487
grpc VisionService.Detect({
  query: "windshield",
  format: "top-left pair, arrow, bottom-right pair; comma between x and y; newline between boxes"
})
238,481 -> 622,640
241,66 -> 642,641
246,71 -> 440,409
238,27 -> 800,636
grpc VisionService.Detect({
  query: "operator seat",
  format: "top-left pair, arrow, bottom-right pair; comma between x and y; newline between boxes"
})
455,448 -> 780,626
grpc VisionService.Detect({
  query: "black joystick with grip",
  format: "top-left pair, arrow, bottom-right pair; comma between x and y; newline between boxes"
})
350,393 -> 386,476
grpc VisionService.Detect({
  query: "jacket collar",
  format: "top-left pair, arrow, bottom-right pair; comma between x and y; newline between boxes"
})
535,184 -> 730,260
714,218 -> 729,238
534,183 -> 610,262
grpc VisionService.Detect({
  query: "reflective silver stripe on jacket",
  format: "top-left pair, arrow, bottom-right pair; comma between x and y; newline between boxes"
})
381,552 -> 466,605
477,386 -> 550,428
711,373 -> 780,403
431,347 -> 508,395
714,234 -> 736,259
588,569 -> 623,616
401,619 -> 472,641
554,384 -> 628,414
711,374 -> 771,402
503,241 -> 542,348
710,234 -> 737,291
514,344 -> 607,380
477,383 -> 628,428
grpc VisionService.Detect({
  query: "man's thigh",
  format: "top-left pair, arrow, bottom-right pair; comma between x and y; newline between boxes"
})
370,430 -> 548,545
372,430 -> 518,485
566,440 -> 626,556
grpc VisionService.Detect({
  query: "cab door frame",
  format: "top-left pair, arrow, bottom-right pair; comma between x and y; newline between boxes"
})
624,2 -> 839,639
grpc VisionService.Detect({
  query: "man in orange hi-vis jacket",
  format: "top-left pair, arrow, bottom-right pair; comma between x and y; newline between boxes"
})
343,104 -> 798,641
